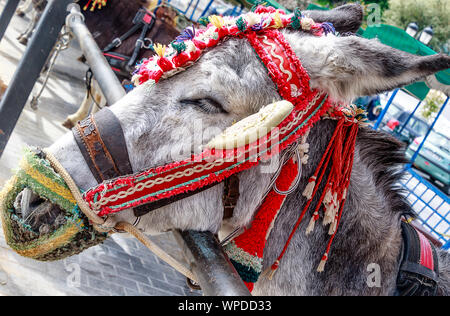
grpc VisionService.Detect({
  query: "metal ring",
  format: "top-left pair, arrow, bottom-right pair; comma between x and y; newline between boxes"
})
143,38 -> 153,49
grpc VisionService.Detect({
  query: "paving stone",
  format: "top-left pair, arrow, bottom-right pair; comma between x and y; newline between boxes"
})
124,287 -> 146,296
101,271 -> 140,292
115,266 -> 151,285
88,275 -> 127,296
150,277 -> 186,296
138,283 -> 175,296
129,259 -> 172,282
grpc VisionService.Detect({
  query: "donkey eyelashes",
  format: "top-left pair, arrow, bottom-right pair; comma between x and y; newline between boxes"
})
180,98 -> 228,114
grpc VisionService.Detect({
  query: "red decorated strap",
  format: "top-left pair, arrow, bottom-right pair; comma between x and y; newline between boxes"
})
417,229 -> 435,271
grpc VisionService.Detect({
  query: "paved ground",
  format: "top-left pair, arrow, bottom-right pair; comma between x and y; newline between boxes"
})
0,0 -> 201,296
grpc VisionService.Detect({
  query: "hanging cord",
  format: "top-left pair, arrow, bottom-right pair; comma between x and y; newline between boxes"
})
85,68 -> 104,110
115,222 -> 197,282
42,149 -> 198,283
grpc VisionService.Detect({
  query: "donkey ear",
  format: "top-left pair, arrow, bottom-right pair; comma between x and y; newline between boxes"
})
304,4 -> 363,34
318,35 -> 450,100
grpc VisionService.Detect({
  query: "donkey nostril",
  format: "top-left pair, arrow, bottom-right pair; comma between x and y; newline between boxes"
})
13,188 -> 66,233
14,188 -> 39,219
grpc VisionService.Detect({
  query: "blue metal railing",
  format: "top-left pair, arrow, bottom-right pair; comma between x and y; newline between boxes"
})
374,89 -> 449,251
401,167 -> 450,250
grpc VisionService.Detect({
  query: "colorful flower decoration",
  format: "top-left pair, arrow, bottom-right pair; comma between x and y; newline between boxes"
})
132,5 -> 336,86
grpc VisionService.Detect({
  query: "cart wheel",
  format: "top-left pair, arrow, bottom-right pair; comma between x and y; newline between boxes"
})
186,277 -> 201,291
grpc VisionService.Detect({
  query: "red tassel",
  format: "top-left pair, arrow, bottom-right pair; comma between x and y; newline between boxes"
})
268,260 -> 280,280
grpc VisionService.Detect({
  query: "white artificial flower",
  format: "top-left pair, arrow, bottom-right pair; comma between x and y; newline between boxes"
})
246,12 -> 261,27
184,40 -> 197,54
301,17 -> 314,31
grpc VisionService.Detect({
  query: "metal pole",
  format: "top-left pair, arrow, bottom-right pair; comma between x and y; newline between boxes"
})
0,0 -> 73,158
373,88 -> 399,130
407,96 -> 449,167
0,0 -> 20,43
173,230 -> 252,296
398,100 -> 422,134
65,3 -> 125,105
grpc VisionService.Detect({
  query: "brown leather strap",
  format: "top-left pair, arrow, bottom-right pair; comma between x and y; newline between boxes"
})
73,108 -> 133,183
222,174 -> 240,220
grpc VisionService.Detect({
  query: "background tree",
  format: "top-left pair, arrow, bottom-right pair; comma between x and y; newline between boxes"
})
383,0 -> 450,53
420,89 -> 446,122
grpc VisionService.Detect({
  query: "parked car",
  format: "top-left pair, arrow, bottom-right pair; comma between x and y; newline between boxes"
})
405,131 -> 450,195
374,101 -> 404,129
382,111 -> 430,145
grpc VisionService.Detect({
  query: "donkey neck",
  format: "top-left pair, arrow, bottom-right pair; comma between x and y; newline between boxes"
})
253,119 -> 404,295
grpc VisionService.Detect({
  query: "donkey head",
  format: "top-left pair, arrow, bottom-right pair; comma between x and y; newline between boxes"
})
20,4 -> 450,241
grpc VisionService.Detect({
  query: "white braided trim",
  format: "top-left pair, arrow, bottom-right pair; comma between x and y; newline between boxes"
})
260,35 -> 293,82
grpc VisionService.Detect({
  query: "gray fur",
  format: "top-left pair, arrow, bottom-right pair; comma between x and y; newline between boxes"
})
41,5 -> 450,295
304,3 -> 364,34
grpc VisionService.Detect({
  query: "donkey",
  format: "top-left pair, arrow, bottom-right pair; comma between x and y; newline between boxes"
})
16,0 -> 47,45
61,0 -> 181,129
11,4 -> 450,295
0,77 -> 7,100
15,0 -> 33,18
15,0 -> 179,126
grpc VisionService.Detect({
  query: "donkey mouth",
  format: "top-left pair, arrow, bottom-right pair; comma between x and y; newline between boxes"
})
13,188 -> 67,234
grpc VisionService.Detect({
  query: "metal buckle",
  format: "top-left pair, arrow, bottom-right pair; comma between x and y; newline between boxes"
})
112,37 -> 122,47
135,39 -> 144,48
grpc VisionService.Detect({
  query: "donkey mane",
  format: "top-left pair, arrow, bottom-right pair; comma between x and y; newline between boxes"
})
356,127 -> 414,218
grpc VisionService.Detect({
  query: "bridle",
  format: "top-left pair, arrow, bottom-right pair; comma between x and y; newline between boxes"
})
102,7 -> 157,77
71,6 -> 344,291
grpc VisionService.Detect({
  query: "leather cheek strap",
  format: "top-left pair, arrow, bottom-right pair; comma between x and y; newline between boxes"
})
73,108 -> 133,183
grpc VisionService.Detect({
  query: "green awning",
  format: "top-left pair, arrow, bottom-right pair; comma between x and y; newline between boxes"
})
243,0 -> 287,11
306,4 -> 330,11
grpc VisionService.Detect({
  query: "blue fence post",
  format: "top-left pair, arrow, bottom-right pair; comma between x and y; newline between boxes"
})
398,100 -> 422,134
444,241 -> 450,251
407,96 -> 449,168
373,88 -> 399,130
200,0 -> 215,19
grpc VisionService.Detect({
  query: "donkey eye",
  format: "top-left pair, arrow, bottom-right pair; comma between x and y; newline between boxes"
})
180,98 -> 227,114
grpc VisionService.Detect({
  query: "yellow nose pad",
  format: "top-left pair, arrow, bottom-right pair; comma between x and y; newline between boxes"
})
206,100 -> 294,150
